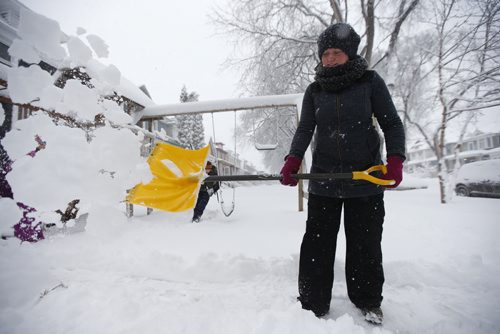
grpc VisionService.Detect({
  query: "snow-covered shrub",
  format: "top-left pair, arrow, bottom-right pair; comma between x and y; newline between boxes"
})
1,8 -> 152,238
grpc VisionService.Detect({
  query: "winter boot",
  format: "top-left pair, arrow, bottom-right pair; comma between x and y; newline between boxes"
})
359,307 -> 383,325
192,216 -> 201,223
297,296 -> 329,318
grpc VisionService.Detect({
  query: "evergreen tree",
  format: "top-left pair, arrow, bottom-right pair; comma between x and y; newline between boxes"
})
176,86 -> 205,149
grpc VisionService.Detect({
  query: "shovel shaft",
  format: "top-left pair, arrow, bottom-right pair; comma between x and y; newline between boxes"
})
204,165 -> 395,186
205,173 -> 352,182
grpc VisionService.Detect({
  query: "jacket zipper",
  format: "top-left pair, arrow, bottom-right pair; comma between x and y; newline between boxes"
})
336,94 -> 344,196
336,94 -> 343,169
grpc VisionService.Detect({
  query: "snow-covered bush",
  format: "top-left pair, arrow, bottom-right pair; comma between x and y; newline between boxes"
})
0,8 -> 152,238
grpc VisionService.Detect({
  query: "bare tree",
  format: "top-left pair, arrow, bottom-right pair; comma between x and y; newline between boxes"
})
372,0 -> 421,68
236,106 -> 297,171
432,0 -> 500,202
212,0 -> 419,93
211,0 -> 420,170
360,0 -> 375,64
388,31 -> 435,141
446,0 -> 500,195
393,0 -> 500,203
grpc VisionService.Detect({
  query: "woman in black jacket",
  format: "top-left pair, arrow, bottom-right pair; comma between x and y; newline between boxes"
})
280,23 -> 405,324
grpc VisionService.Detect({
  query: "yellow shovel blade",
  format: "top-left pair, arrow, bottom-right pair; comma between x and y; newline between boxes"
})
127,143 -> 210,212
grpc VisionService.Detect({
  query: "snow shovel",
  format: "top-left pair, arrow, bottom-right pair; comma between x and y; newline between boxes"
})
126,143 -> 211,212
126,142 -> 395,213
203,165 -> 394,186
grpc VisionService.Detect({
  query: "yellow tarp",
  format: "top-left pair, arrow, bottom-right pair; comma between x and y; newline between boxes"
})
126,143 -> 210,212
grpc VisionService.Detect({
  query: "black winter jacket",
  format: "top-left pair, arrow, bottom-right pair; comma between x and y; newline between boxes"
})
289,70 -> 405,198
200,165 -> 220,194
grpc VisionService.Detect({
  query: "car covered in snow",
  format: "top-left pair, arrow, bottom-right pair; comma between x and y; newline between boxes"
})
455,159 -> 500,198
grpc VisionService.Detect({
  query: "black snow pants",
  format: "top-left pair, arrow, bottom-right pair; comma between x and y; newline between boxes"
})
298,192 -> 385,315
193,190 -> 210,220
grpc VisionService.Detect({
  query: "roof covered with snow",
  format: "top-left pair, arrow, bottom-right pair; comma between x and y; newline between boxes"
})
84,59 -> 155,108
0,1 -> 154,109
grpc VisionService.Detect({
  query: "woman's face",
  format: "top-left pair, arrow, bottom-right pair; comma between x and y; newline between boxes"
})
321,48 -> 349,67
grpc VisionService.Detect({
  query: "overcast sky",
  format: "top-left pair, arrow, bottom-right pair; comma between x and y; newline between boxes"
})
18,0 -> 499,169
19,0 -> 272,169
21,0 -> 241,104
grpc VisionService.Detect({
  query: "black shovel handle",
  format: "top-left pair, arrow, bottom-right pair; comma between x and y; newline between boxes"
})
204,165 -> 394,186
205,173 -> 352,182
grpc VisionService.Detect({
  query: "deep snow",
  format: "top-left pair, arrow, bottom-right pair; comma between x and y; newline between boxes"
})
1,7 -> 499,334
1,181 -> 499,334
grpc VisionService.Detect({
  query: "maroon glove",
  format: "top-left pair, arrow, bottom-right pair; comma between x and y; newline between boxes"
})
382,155 -> 404,188
280,155 -> 302,186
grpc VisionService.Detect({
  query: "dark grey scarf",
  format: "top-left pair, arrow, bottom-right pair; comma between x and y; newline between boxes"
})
314,56 -> 368,92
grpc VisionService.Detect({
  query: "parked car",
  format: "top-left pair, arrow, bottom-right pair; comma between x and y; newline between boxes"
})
455,159 -> 500,198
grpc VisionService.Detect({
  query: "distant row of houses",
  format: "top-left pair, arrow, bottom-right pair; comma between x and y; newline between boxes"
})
0,0 -> 258,177
405,131 -> 500,175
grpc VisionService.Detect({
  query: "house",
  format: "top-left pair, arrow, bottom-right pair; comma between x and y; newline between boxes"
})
0,0 -> 25,67
0,0 -> 177,152
208,140 -> 259,176
0,0 -> 43,121
406,131 -> 500,175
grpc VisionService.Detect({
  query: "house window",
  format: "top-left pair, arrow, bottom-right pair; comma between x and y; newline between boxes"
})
224,166 -> 230,176
0,11 -> 10,24
486,137 -> 493,149
0,41 -> 10,65
17,105 -> 32,120
139,120 -> 152,132
478,139 -> 486,149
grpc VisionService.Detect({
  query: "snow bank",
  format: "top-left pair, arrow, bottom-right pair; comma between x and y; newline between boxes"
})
0,197 -> 22,235
86,34 -> 109,58
1,184 -> 499,333
66,36 -> 93,67
16,8 -> 66,65
2,6 -> 152,232
6,65 -> 54,104
3,112 -> 150,214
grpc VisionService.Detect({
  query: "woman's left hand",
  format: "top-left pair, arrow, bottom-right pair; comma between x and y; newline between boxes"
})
382,155 -> 404,188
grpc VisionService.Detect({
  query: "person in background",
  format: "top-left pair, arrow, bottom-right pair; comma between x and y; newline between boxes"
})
192,161 -> 219,223
280,23 -> 405,324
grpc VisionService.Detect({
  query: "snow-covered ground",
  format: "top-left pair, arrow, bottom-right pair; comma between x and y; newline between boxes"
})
2,7 -> 499,334
1,180 -> 499,334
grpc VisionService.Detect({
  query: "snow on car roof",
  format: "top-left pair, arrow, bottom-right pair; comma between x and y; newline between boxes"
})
457,159 -> 500,182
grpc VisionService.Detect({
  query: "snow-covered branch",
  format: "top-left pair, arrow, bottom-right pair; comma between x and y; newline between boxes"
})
448,101 -> 500,115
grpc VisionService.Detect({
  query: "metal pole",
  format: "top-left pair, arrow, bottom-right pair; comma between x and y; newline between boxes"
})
298,162 -> 304,212
295,103 -> 304,212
